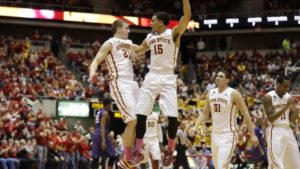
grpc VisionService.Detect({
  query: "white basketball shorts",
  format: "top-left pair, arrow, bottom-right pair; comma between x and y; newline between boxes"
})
110,78 -> 139,123
141,137 -> 161,163
136,71 -> 178,117
266,125 -> 300,169
211,131 -> 238,169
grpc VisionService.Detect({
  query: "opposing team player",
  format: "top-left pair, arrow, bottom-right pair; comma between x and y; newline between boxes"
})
263,75 -> 300,169
130,0 -> 191,166
91,99 -> 116,169
89,19 -> 142,168
191,70 -> 258,169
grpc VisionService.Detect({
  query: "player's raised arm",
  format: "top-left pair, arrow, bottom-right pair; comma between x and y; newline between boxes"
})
88,41 -> 112,81
172,0 -> 191,37
232,90 -> 258,146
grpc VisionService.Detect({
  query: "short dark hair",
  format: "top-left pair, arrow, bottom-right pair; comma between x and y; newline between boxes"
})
217,69 -> 230,79
154,12 -> 170,26
276,75 -> 290,84
102,98 -> 113,107
112,19 -> 124,34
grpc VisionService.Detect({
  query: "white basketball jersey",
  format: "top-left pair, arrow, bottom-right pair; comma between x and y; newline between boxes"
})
209,87 -> 238,133
146,29 -> 179,71
144,112 -> 160,138
267,90 -> 291,126
105,38 -> 134,79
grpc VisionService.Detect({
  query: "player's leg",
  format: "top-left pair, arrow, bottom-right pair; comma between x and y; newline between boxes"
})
211,133 -> 219,169
140,139 -> 150,169
159,75 -> 178,166
107,156 -> 116,169
149,139 -> 161,169
283,128 -> 300,169
135,73 -> 160,153
91,130 -> 101,169
266,127 -> 284,169
216,132 -> 237,169
110,80 -> 138,168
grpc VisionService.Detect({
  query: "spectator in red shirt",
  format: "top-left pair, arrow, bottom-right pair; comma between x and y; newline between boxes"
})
34,121 -> 48,169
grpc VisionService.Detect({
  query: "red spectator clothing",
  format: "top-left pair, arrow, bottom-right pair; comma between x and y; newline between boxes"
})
3,120 -> 14,135
48,134 -> 65,151
9,145 -> 21,158
0,127 -> 5,139
77,139 -> 90,155
65,138 -> 76,154
0,145 -> 10,158
35,128 -> 48,146
47,58 -> 56,70
57,119 -> 67,131
77,139 -> 92,160
15,122 -> 25,139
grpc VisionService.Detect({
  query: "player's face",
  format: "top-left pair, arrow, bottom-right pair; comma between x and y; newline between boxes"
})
151,15 -> 161,33
215,72 -> 229,87
277,80 -> 290,96
118,23 -> 130,39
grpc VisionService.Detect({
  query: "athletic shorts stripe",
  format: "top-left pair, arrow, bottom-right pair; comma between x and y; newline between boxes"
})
110,81 -> 132,118
104,58 -> 113,79
229,104 -> 234,131
109,53 -> 118,79
223,132 -> 237,168
268,126 -> 280,168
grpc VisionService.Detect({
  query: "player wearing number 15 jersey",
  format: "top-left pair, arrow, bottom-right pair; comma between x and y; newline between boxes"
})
131,0 -> 191,167
263,75 -> 300,169
191,70 -> 258,169
89,19 -> 141,168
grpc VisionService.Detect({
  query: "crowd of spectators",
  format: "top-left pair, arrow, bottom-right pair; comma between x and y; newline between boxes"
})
114,0 -> 230,18
263,0 -> 300,11
0,0 -> 92,11
0,34 -> 100,169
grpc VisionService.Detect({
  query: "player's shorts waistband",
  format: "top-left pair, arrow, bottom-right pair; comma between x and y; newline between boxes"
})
269,123 -> 290,128
149,69 -> 174,75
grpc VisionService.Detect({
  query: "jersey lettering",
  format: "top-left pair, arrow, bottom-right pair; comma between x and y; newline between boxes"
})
214,103 -> 221,113
154,44 -> 163,55
147,121 -> 155,128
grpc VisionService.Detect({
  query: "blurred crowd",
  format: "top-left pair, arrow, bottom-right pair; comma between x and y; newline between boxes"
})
114,0 -> 229,18
263,0 -> 300,11
1,0 -> 92,10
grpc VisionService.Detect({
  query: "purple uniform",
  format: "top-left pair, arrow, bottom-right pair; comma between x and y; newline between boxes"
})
92,109 -> 116,158
251,126 -> 267,162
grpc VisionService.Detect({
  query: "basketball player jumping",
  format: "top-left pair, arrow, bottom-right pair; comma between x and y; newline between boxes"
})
130,0 -> 191,166
89,19 -> 142,168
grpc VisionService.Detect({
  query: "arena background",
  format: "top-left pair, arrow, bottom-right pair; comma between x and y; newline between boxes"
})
0,0 -> 299,169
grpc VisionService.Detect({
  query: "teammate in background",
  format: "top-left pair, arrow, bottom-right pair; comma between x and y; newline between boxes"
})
263,75 -> 300,169
90,99 -> 115,169
140,111 -> 163,169
89,19 -> 141,168
191,70 -> 259,169
131,0 -> 191,166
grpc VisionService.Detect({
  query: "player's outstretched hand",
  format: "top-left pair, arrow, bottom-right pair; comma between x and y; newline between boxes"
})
88,72 -> 96,82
